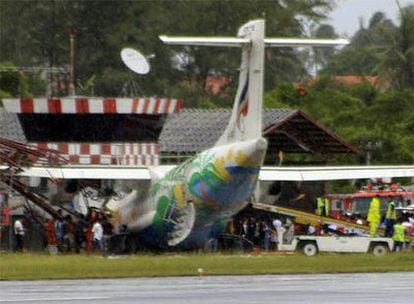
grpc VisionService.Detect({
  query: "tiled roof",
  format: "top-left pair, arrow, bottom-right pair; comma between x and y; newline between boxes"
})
0,109 -> 26,142
159,108 -> 296,153
0,106 -> 356,155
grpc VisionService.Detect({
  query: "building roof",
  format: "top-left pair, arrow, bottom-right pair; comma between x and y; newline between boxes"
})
0,106 -> 357,157
0,109 -> 26,142
294,75 -> 387,90
263,110 -> 357,155
159,108 -> 357,154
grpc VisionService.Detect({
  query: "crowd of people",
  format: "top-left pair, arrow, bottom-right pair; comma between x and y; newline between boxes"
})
13,208 -> 114,254
367,195 -> 413,252
226,216 -> 295,252
9,195 -> 413,254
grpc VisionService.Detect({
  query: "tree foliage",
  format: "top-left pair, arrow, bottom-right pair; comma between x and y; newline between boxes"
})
0,0 -> 333,102
266,78 -> 414,165
323,4 -> 414,90
0,1 -> 413,166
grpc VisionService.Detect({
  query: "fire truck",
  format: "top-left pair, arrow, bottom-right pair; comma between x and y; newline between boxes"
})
253,182 -> 414,255
328,183 -> 414,219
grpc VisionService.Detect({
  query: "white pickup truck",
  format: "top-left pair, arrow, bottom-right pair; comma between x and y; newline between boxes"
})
279,235 -> 394,256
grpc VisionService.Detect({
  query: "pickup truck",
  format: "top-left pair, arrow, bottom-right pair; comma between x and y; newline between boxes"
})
278,235 -> 394,256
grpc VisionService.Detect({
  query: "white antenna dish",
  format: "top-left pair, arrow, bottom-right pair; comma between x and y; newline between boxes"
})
120,48 -> 150,74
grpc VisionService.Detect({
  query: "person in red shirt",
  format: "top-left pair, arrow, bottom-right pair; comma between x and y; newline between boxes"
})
45,217 -> 57,246
84,223 -> 93,254
44,217 -> 58,254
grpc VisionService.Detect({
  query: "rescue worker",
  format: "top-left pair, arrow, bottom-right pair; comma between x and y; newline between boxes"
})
384,196 -> 397,237
324,197 -> 330,217
392,219 -> 405,252
316,197 -> 325,216
367,195 -> 381,238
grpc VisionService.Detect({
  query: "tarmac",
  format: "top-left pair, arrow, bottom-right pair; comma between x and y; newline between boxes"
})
0,272 -> 413,303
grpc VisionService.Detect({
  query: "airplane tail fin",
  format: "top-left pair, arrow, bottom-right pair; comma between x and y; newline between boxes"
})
215,20 -> 265,145
160,20 -> 348,146
160,20 -> 266,145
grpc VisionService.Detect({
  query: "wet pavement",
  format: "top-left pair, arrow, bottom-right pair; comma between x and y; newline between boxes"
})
0,272 -> 413,303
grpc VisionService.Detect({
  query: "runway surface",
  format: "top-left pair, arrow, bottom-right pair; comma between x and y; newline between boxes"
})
0,272 -> 413,303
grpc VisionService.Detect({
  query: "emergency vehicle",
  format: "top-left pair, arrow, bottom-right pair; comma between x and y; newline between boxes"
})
328,183 -> 414,219
279,235 -> 393,256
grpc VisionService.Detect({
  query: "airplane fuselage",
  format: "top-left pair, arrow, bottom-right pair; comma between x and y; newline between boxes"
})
120,137 -> 267,248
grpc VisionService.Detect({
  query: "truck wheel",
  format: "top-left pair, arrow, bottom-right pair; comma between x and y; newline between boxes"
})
372,244 -> 388,256
303,242 -> 318,256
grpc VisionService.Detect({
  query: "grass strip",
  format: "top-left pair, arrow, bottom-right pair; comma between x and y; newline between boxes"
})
1,252 -> 413,281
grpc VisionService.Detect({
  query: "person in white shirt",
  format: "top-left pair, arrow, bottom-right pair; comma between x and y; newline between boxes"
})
14,218 -> 25,252
271,218 -> 283,249
92,219 -> 104,252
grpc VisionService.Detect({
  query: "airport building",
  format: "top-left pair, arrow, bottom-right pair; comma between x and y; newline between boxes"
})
0,96 -> 357,251
1,97 -> 356,165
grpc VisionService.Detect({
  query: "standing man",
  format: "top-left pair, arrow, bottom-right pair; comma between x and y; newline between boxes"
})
384,196 -> 397,237
262,220 -> 271,251
272,217 -> 283,250
13,217 -> 25,252
392,219 -> 405,252
316,197 -> 325,216
74,214 -> 87,253
44,217 -> 57,254
324,197 -> 330,217
55,209 -> 65,251
367,195 -> 381,238
92,217 -> 104,253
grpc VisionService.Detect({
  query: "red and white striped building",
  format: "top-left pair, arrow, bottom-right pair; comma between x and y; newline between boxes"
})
2,97 -> 183,166
2,97 -> 182,115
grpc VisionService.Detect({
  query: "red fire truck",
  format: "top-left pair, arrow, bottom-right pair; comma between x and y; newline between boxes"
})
328,184 -> 414,219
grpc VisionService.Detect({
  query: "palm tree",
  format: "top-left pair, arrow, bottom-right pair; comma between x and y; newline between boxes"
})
378,4 -> 414,89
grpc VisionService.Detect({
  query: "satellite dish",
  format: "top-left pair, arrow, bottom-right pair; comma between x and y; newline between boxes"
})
120,48 -> 150,75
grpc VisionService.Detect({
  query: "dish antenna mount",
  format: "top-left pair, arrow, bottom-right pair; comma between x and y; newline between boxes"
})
120,48 -> 151,75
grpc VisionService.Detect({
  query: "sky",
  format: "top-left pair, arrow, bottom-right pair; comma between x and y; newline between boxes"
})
328,0 -> 414,36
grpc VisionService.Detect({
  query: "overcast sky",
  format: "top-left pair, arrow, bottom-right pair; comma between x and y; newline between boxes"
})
328,0 -> 414,36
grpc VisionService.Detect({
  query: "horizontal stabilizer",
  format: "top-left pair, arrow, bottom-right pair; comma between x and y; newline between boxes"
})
265,38 -> 349,47
159,36 -> 349,48
159,35 -> 249,47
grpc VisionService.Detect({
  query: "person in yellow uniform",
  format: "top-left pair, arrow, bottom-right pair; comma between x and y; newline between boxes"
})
384,196 -> 397,237
316,197 -> 324,216
392,219 -> 405,252
324,197 -> 330,217
367,195 -> 381,237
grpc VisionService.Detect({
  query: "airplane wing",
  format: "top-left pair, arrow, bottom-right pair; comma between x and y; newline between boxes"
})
8,164 -> 414,182
9,165 -> 176,180
259,166 -> 414,181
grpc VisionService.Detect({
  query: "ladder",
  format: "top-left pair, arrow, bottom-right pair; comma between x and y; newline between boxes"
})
252,202 -> 414,242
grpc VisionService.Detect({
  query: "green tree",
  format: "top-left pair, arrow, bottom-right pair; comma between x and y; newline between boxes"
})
378,5 -> 414,89
0,62 -> 32,98
0,0 -> 335,101
264,73 -> 414,165
312,24 -> 337,70
322,10 -> 396,76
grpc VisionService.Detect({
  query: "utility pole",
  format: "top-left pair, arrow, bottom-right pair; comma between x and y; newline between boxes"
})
68,28 -> 76,96
360,140 -> 382,165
